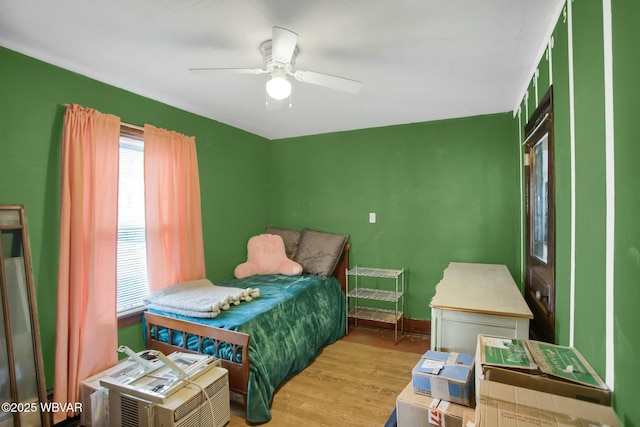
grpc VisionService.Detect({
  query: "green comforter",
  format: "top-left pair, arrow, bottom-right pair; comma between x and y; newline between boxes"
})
146,274 -> 346,423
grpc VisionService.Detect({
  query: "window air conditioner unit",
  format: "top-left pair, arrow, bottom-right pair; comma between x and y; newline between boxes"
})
79,359 -> 146,427
108,366 -> 230,427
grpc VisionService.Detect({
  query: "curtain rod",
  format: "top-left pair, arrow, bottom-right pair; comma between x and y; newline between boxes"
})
64,104 -> 144,131
121,122 -> 144,131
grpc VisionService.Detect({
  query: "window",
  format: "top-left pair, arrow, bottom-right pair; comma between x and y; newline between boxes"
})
116,129 -> 149,316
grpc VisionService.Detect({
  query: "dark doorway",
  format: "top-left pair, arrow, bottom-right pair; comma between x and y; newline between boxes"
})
524,87 -> 556,343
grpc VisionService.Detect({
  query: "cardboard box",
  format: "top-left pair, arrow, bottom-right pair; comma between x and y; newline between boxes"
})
462,410 -> 476,427
477,380 -> 621,426
475,335 -> 611,405
396,382 -> 467,427
412,350 -> 475,406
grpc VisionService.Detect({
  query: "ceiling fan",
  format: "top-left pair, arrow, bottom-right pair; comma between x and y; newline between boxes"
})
189,27 -> 362,102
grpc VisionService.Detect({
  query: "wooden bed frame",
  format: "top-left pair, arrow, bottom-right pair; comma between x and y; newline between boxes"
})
144,243 -> 350,409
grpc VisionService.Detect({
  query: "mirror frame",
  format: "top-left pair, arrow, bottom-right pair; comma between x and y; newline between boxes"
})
0,205 -> 50,426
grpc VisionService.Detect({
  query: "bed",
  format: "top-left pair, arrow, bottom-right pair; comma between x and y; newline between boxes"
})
144,242 -> 349,423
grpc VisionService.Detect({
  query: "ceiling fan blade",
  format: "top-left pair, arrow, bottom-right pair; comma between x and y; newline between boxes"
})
189,67 -> 267,75
293,70 -> 362,94
271,27 -> 298,63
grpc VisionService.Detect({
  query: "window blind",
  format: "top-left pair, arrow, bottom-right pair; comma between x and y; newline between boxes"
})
116,136 -> 149,313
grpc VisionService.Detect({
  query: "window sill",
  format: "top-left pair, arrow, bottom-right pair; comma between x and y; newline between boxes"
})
118,306 -> 146,328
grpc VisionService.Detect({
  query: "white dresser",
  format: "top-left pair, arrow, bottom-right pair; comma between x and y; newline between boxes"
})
430,262 -> 533,355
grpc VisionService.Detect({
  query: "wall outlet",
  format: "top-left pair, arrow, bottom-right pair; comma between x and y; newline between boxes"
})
369,212 -> 376,223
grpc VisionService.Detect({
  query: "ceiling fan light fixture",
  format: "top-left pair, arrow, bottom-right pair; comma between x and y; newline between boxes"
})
190,27 -> 362,104
266,75 -> 291,100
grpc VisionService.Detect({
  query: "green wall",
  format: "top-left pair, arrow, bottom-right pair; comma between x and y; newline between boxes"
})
516,1 -> 640,424
612,1 -> 640,426
0,46 -> 270,388
270,114 -> 521,320
549,7 -> 572,352
572,0 -> 607,377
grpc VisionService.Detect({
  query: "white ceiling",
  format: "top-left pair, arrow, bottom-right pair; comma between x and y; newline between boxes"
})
0,0 -> 562,140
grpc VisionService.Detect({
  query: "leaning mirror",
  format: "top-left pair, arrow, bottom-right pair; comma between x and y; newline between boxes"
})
0,205 -> 50,426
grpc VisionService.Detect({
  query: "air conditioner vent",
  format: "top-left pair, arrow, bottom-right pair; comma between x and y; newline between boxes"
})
173,374 -> 229,421
79,384 -> 97,423
120,395 -> 141,427
212,385 -> 230,427
176,404 -> 213,427
206,375 -> 227,397
173,389 -> 201,421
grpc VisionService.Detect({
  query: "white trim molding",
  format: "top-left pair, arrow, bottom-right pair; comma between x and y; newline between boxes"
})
549,37 -> 554,85
567,0 -> 577,347
512,0 -> 568,112
602,0 -> 615,391
518,107 -> 525,286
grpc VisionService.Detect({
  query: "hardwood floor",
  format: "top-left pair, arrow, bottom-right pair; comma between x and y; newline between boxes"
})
341,324 -> 431,354
227,326 -> 430,426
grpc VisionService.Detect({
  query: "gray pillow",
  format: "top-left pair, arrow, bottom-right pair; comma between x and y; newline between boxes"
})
294,229 -> 348,277
266,226 -> 302,259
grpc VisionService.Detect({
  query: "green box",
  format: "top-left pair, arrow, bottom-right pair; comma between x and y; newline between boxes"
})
476,335 -> 611,406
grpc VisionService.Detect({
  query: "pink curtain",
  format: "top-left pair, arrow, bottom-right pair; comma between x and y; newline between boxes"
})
144,124 -> 206,291
54,105 -> 120,424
